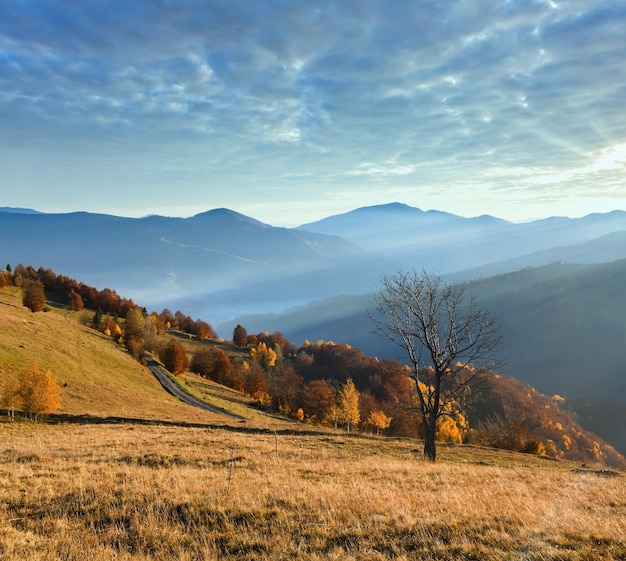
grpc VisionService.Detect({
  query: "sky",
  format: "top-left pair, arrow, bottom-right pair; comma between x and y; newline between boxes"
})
1,0 -> 626,226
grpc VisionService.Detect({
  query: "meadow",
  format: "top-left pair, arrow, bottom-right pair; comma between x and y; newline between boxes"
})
1,420 -> 624,561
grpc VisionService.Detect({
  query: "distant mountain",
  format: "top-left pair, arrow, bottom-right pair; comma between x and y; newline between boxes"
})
0,207 -> 43,214
3,203 -> 626,325
0,209 -> 380,322
299,202 -> 507,250
298,203 -> 626,274
451,230 -> 626,281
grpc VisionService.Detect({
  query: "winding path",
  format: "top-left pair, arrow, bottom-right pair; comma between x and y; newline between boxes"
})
145,354 -> 245,420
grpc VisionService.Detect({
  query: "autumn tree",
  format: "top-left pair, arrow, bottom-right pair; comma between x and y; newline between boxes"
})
190,347 -> 216,378
190,346 -> 241,389
267,361 -> 303,414
1,363 -> 62,420
241,361 -> 269,404
337,378 -> 360,433
100,315 -> 122,342
299,379 -> 335,423
473,407 -> 546,455
366,410 -> 393,435
250,342 -> 277,373
68,289 -> 84,311
159,338 -> 189,375
233,324 -> 248,347
194,320 -> 214,340
0,367 -> 21,419
22,279 -> 46,312
370,270 -> 500,461
124,307 -> 146,360
159,309 -> 174,330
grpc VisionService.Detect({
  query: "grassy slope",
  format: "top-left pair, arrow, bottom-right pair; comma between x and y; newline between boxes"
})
0,288 -> 279,427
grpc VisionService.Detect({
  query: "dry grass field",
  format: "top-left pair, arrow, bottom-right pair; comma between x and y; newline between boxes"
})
1,421 -> 624,561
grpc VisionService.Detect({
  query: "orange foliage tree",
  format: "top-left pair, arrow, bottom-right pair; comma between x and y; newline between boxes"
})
299,379 -> 335,423
22,279 -> 46,312
233,324 -> 248,348
159,338 -> 189,375
1,363 -> 61,420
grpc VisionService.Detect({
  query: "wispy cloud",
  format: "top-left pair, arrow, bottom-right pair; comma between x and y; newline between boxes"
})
1,0 -> 625,223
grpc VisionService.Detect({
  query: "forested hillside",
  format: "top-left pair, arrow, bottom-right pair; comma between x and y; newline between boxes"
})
223,260 -> 626,456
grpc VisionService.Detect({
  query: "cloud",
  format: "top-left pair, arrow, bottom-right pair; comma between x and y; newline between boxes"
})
1,0 -> 625,223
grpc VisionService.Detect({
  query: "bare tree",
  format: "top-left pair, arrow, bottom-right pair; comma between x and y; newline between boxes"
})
370,270 -> 501,461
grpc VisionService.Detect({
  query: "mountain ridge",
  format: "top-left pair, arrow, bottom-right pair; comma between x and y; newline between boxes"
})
2,203 -> 626,323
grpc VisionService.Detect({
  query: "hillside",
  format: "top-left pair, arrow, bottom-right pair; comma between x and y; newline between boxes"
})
224,261 -> 626,455
0,288 -> 286,427
1,284 -> 625,559
2,278 -> 623,469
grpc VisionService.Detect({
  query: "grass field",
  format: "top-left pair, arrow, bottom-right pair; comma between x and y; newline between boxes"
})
1,421 -> 624,560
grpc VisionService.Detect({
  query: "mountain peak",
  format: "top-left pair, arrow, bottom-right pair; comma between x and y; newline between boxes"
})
358,202 -> 423,213
189,208 -> 268,227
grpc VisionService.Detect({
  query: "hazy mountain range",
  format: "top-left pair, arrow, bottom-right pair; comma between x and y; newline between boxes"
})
3,202 -> 626,320
0,203 -> 626,374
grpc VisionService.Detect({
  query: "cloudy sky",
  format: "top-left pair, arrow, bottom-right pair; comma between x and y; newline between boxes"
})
1,1 -> 625,225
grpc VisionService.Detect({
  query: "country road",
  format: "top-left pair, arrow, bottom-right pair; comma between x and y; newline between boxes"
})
145,354 -> 245,420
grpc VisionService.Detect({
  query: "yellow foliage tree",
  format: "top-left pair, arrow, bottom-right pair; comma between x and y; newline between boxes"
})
366,410 -> 393,435
250,342 -> 277,372
1,363 -> 61,420
0,367 -> 21,419
436,414 -> 466,444
338,378 -> 360,433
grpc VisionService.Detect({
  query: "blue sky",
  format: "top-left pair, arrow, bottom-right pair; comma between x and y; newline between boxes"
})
1,0 -> 626,226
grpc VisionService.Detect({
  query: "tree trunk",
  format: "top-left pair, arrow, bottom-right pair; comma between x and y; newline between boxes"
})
423,420 -> 437,462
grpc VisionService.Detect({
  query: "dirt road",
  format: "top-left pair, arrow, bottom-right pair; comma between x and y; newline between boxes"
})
145,354 -> 245,419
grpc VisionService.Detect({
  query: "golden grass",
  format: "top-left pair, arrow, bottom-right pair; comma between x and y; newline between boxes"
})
1,421 -> 624,561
